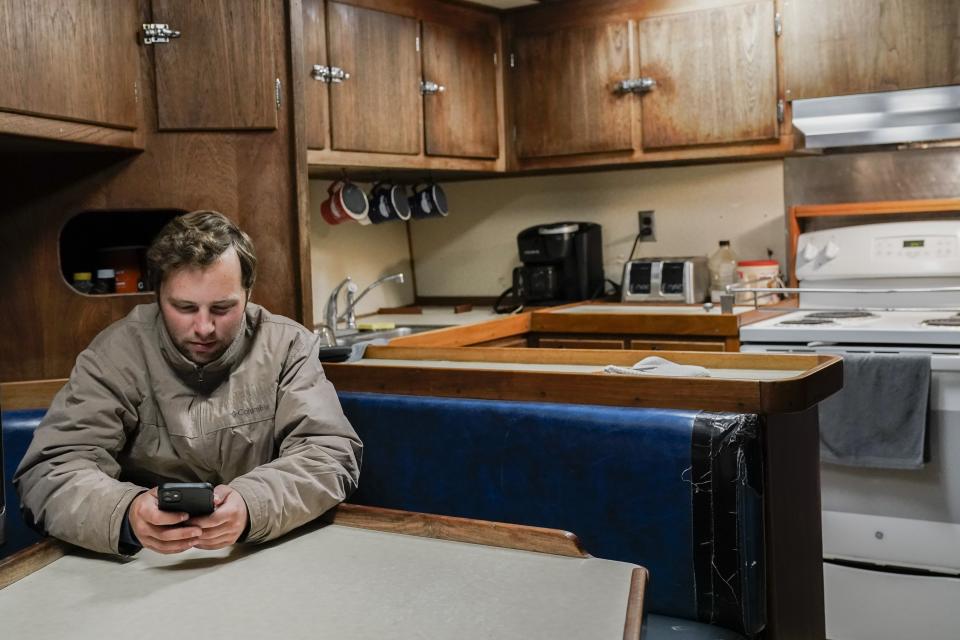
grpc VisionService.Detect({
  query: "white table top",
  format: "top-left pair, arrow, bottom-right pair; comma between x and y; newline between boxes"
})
1,524 -> 640,640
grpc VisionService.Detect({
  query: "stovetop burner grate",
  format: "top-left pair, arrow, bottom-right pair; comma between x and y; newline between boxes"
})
805,310 -> 878,320
778,318 -> 836,326
922,317 -> 960,327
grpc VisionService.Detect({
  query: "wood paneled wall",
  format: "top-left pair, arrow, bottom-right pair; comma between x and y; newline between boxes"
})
0,0 -> 307,382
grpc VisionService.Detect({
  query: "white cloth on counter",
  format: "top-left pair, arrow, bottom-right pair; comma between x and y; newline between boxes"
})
603,356 -> 711,378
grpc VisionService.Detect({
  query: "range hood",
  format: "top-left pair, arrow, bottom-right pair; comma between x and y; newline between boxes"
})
792,85 -> 960,149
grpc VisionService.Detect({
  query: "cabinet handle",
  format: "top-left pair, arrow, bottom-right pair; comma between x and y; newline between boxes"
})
312,65 -> 350,84
614,77 -> 657,94
311,64 -> 331,82
420,80 -> 446,96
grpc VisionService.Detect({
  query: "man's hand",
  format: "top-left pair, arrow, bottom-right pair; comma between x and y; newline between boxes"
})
186,484 -> 249,551
128,487 -> 202,554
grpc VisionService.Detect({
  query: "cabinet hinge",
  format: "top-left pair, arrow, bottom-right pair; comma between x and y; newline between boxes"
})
275,78 -> 282,109
134,80 -> 139,103
142,23 -> 180,45
777,99 -> 784,123
509,53 -> 516,69
416,36 -> 421,53
774,12 -> 782,37
493,52 -> 498,66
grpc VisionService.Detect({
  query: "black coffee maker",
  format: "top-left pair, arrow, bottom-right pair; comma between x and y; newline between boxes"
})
512,222 -> 604,304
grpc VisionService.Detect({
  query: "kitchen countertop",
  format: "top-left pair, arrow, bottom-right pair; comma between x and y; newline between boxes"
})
359,306 -> 500,328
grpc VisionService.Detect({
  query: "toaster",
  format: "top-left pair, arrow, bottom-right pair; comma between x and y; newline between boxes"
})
621,257 -> 709,303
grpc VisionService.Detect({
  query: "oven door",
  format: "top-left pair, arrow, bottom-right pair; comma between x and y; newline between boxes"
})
743,343 -> 960,640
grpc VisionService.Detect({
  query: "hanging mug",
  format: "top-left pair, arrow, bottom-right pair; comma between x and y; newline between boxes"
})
369,182 -> 411,224
320,180 -> 370,226
409,182 -> 449,220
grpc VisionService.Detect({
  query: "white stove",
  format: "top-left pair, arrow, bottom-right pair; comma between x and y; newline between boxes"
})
740,220 -> 960,640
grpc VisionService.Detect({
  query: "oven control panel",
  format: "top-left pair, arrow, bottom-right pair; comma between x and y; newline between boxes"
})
873,235 -> 958,260
797,220 -> 960,280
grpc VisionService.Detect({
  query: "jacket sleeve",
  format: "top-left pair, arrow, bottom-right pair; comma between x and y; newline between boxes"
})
228,332 -> 362,543
13,348 -> 145,555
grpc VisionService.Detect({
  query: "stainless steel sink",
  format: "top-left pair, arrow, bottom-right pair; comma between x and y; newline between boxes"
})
335,325 -> 452,347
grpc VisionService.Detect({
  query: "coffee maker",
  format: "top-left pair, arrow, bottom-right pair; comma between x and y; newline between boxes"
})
512,222 -> 604,304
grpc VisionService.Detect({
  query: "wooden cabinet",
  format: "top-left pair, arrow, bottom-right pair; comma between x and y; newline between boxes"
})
150,0 -> 279,131
0,0 -> 141,147
783,0 -> 960,100
506,0 -> 788,169
512,21 -> 635,159
422,22 -> 499,159
538,337 -> 626,349
637,1 -> 778,149
627,338 -> 725,352
303,0 -> 503,172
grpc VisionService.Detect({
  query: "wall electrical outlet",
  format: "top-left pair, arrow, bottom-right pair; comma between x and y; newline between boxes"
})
638,210 -> 656,242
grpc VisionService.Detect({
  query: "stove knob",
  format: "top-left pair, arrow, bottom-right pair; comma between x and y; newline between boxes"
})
801,242 -> 820,262
824,241 -> 840,260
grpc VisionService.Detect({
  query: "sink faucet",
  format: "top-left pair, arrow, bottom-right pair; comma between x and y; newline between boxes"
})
323,277 -> 358,341
340,272 -> 405,331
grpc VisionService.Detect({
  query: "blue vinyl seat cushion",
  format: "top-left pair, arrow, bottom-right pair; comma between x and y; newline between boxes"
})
1,409 -> 46,555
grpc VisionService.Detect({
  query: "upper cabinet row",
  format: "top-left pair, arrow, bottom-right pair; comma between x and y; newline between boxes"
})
2,0 -> 957,170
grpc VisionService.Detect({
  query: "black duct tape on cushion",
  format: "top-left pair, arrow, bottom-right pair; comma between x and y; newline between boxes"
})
691,412 -> 765,636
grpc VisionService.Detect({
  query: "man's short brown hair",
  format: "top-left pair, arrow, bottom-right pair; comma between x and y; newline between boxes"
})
146,210 -> 257,293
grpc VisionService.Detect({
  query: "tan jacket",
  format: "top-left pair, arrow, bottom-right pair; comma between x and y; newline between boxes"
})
14,303 -> 362,555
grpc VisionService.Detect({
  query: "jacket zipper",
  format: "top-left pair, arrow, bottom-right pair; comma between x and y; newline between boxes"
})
196,366 -> 205,436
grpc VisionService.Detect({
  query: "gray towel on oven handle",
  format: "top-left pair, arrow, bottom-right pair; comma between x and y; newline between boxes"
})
819,352 -> 930,470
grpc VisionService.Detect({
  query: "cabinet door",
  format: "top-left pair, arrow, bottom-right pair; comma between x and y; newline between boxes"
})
513,22 -> 634,159
638,1 -> 778,149
0,0 -> 139,129
783,0 -> 960,100
151,0 -> 278,131
326,2 -> 421,155
422,23 -> 499,159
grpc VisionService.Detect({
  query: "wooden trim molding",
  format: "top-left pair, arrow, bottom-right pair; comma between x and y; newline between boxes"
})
0,111 -> 141,151
0,379 -> 67,410
623,567 -> 649,640
329,503 -> 590,557
326,347 -> 843,414
0,540 -> 66,590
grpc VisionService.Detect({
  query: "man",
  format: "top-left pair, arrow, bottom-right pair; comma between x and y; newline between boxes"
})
15,210 -> 362,555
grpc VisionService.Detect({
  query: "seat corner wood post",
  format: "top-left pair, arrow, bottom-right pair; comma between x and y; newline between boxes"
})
760,406 -> 825,639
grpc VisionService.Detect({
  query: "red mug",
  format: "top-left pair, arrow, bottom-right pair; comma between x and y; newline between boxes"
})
321,180 -> 370,226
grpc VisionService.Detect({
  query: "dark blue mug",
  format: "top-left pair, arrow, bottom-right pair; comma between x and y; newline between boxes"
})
409,182 -> 449,220
370,182 -> 411,224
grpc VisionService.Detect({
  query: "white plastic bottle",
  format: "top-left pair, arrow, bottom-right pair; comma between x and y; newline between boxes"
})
708,240 -> 739,303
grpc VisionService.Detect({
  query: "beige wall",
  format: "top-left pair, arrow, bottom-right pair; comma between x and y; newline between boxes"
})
410,161 -> 786,296
309,181 -> 414,324
309,160 -> 786,309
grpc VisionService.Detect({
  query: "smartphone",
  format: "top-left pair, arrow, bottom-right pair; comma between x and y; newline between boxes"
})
158,482 -> 215,516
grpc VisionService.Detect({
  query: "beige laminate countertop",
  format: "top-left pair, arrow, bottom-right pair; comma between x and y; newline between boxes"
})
359,306 -> 499,328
